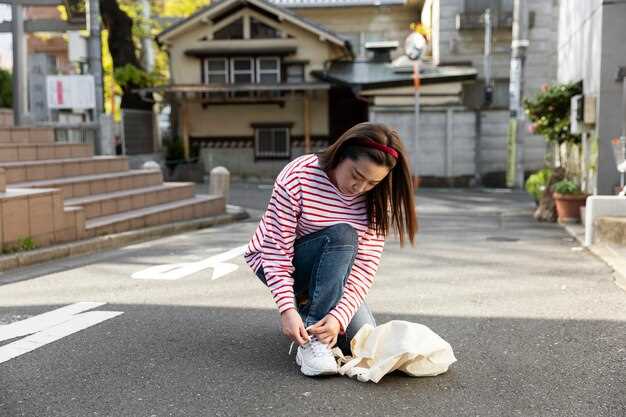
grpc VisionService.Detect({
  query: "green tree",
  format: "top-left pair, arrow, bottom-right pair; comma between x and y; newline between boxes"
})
0,69 -> 11,108
101,0 -> 209,116
161,0 -> 209,17
64,0 -> 209,116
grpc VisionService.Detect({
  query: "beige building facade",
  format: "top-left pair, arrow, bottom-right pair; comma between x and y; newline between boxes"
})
155,0 -> 354,167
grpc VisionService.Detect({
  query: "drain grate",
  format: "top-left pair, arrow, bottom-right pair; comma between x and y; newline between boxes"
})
485,236 -> 520,242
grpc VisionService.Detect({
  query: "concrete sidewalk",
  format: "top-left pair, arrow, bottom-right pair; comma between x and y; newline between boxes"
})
564,224 -> 626,293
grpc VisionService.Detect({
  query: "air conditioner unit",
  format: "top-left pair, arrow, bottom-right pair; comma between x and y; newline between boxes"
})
570,94 -> 583,134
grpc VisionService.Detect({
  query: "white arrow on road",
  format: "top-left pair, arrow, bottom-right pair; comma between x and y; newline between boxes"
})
131,245 -> 248,281
0,302 -> 123,365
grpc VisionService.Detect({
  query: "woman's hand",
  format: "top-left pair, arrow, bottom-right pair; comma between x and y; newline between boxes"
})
307,315 -> 341,347
280,308 -> 310,346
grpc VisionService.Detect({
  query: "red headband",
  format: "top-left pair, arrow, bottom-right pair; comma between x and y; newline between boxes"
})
354,138 -> 399,159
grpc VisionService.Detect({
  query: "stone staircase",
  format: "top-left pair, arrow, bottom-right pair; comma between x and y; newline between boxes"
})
0,126 -> 224,251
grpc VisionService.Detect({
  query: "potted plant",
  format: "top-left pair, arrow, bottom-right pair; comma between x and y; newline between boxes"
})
525,167 -> 552,206
552,179 -> 588,223
524,82 -> 584,222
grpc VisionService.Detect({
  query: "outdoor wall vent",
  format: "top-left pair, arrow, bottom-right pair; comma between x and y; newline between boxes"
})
365,41 -> 399,63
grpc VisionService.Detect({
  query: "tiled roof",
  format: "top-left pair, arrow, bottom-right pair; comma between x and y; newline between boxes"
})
269,0 -> 406,7
311,60 -> 477,89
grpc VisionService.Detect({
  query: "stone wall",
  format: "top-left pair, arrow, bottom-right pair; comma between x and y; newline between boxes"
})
200,144 -> 327,182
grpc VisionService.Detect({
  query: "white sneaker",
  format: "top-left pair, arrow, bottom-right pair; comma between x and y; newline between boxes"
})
295,336 -> 338,376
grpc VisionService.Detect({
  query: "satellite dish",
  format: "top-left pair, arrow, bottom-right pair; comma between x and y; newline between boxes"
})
404,32 -> 427,61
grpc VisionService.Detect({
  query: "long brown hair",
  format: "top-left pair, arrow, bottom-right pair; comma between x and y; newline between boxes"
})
317,122 -> 418,246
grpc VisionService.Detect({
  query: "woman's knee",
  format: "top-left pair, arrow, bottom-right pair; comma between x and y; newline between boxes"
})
325,223 -> 358,249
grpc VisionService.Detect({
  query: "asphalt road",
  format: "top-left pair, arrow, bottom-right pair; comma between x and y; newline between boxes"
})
0,184 -> 624,417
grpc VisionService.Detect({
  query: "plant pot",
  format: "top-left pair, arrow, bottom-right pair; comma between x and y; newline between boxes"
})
553,192 -> 588,224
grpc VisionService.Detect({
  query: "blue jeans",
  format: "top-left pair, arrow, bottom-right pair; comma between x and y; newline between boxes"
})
255,223 -> 376,354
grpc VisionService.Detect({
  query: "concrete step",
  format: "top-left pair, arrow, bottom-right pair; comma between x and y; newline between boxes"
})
11,169 -> 163,199
85,194 -> 225,237
65,182 -> 195,219
1,156 -> 128,184
0,127 -> 54,144
595,216 -> 626,246
0,143 -> 93,162
0,187 -> 84,250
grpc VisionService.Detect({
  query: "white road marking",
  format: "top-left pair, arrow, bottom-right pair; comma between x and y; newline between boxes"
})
0,302 -> 123,364
131,245 -> 248,281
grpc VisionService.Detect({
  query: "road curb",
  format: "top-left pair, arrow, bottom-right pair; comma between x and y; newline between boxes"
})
563,224 -> 626,293
0,206 -> 249,273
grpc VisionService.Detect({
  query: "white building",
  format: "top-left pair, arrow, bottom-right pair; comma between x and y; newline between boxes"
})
557,0 -> 625,195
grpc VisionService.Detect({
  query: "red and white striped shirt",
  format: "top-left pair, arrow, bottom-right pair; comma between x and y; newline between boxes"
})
244,153 -> 385,330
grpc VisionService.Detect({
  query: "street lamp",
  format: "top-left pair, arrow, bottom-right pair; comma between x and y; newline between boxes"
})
404,28 -> 426,187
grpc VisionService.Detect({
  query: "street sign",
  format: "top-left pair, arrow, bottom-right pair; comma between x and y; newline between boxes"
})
68,31 -> 87,63
46,75 -> 95,109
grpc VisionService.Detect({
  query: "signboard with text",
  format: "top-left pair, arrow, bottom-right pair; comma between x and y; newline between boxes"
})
46,75 -> 95,109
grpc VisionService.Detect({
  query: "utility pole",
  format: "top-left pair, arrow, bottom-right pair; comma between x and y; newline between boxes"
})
11,3 -> 27,126
140,0 -> 155,72
483,8 -> 493,106
87,0 -> 104,154
405,25 -> 426,187
413,60 -> 420,182
507,0 -> 529,188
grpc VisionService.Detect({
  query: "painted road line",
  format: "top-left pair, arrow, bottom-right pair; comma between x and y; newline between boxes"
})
131,245 -> 248,281
0,303 -> 123,365
0,302 -> 106,342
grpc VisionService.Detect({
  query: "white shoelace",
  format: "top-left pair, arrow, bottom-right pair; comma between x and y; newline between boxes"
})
288,336 -> 330,357
308,337 -> 331,358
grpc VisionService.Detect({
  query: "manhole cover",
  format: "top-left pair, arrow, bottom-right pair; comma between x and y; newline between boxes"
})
485,237 -> 520,242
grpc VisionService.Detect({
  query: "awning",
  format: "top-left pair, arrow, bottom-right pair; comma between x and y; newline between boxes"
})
184,39 -> 299,57
185,46 -> 297,57
311,60 -> 478,90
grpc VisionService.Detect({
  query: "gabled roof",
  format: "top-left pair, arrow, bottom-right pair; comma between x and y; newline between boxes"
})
268,0 -> 406,8
156,0 -> 349,49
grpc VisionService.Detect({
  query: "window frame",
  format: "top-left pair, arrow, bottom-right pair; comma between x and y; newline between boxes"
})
256,56 -> 281,84
254,126 -> 291,159
204,58 -> 229,84
285,63 -> 305,83
230,57 -> 255,84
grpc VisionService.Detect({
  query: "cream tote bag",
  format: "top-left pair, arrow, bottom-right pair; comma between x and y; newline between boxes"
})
334,320 -> 457,383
